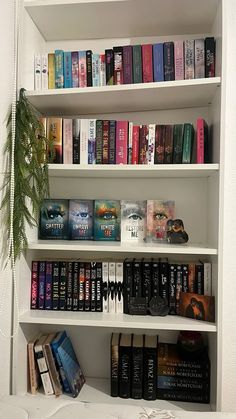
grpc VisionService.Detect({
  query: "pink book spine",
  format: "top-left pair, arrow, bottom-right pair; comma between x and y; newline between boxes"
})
79,52 -> 87,87
116,121 -> 128,164
132,125 -> 140,164
63,119 -> 73,164
142,44 -> 153,83
174,41 -> 184,80
197,118 -> 204,163
31,261 -> 38,309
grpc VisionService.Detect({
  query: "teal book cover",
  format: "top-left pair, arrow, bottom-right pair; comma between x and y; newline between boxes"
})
39,199 -> 69,239
94,200 -> 121,241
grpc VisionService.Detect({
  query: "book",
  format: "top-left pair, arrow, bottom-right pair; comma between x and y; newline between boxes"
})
27,334 -> 40,394
72,262 -> 79,311
182,123 -> 194,163
119,333 -> 132,398
164,125 -> 174,164
63,119 -> 73,164
205,37 -> 215,77
196,118 -> 209,163
159,259 -> 169,304
96,262 -> 103,312
154,125 -> 165,164
31,261 -> 38,309
195,39 -> 205,78
78,51 -> 87,87
59,261 -> 67,310
204,262 -> 212,296
164,42 -> 174,81
72,119 -> 80,164
105,49 -> 114,85
179,292 -> 215,322
80,119 -> 89,165
66,261 -> 73,311
64,51 -> 72,88
169,263 -> 176,315
158,343 -> 210,369
116,121 -> 128,164
123,259 -> 133,314
34,335 -> 54,395
123,46 -> 133,84
42,333 -> 62,397
108,262 -> 116,314
110,332 -> 120,397
69,200 -> 93,240
102,261 -> 109,313
113,46 -> 123,85
51,331 -> 71,394
131,334 -> 143,399
132,125 -> 140,164
142,261 -> 152,306
84,262 -> 91,311
90,262 -> 97,312
133,260 -> 142,298
38,261 -> 46,309
92,53 -> 100,86
182,264 -> 189,293
71,51 -> 79,87
34,53 -> 41,90
121,200 -> 146,243
148,124 -> 155,164
115,262 -> 123,314
39,199 -> 69,240
94,200 -> 121,241
47,118 -> 63,163
158,364 -> 210,380
174,41 -> 184,80
152,260 -> 160,298
52,261 -> 60,310
78,262 -> 85,311
41,53 -> 48,90
173,124 -> 184,164
139,124 -> 148,164
109,120 -> 116,164
86,50 -> 93,87
184,40 -> 195,79
48,53 -> 55,89
88,118 -> 96,164
153,43 -> 164,82
157,389 -> 210,403
146,200 -> 175,242
143,335 -> 158,400
102,120 -> 109,164
95,120 -> 103,164
175,264 -> 183,314
128,122 -> 133,164
142,44 -> 153,83
99,53 -> 106,86
55,49 -> 64,88
157,375 -> 209,392
132,45 -> 142,84
45,261 -> 53,310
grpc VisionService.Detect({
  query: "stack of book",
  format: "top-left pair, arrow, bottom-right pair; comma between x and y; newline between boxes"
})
43,117 -> 209,165
34,38 -> 216,90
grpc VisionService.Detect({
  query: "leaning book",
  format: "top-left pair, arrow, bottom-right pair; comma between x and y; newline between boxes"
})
121,200 -> 146,243
146,200 -> 175,242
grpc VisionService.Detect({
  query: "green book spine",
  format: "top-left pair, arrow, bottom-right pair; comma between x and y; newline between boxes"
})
96,120 -> 103,164
132,45 -> 142,84
182,124 -> 194,163
173,124 -> 184,164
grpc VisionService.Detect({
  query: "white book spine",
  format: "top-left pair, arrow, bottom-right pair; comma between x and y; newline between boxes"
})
116,262 -> 123,313
41,53 -> 48,90
108,262 -> 116,313
34,53 -> 41,91
88,119 -> 96,164
128,122 -> 133,164
41,372 -> 54,395
204,262 -> 212,296
102,261 -> 109,313
148,124 -> 155,164
80,119 -> 89,165
63,119 -> 73,164
100,55 -> 106,86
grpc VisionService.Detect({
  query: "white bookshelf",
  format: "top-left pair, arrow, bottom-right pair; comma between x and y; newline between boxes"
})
15,0 -> 223,413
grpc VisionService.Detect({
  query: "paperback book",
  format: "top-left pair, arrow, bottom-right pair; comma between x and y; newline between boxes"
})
39,200 -> 69,240
94,200 -> 121,241
69,200 -> 93,240
146,200 -> 175,242
121,200 -> 146,243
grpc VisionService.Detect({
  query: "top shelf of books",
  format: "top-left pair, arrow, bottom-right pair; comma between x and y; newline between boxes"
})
24,0 -> 220,41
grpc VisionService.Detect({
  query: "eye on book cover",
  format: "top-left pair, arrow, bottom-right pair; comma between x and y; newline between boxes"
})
179,292 -> 215,323
94,200 -> 121,241
146,200 -> 175,242
69,200 -> 93,240
121,200 -> 146,243
39,199 -> 69,239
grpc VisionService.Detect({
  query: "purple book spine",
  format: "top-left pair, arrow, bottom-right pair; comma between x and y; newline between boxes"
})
45,262 -> 53,310
71,51 -> 79,87
38,261 -> 46,309
123,46 -> 133,84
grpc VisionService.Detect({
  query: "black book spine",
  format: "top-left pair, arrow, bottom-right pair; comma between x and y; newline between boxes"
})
151,261 -> 160,298
123,261 -> 133,314
111,338 -> 119,397
59,261 -> 67,310
113,46 -> 123,85
66,261 -> 73,311
90,262 -> 97,312
196,263 -> 204,295
105,49 -> 114,85
52,261 -> 60,310
176,264 -> 183,314
96,120 -> 103,164
119,345 -> 131,398
164,42 -> 175,81
158,365 -> 210,380
72,261 -> 79,310
169,263 -> 176,315
205,37 -> 215,78
160,261 -> 169,305
86,50 -> 92,87
109,120 -> 116,164
131,347 -> 143,399
182,264 -> 189,293
143,345 -> 157,400
133,261 -> 142,298
173,124 -> 184,164
157,375 -> 210,391
96,262 -> 102,312
157,389 -> 210,404
142,261 -> 152,306
72,119 -> 80,164
84,262 -> 91,311
78,262 -> 85,311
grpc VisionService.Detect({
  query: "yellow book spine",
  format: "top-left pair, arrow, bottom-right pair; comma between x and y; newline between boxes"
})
48,53 -> 55,89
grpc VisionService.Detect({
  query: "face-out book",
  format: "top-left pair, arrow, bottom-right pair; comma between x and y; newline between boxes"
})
94,200 -> 121,241
146,200 -> 175,242
179,292 -> 215,323
121,200 -> 146,243
39,199 -> 69,239
69,200 -> 93,240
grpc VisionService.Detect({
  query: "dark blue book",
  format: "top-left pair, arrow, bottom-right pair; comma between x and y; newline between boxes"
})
153,43 -> 164,82
57,335 -> 85,397
64,51 -> 72,88
45,261 -> 53,310
51,331 -> 71,395
39,199 -> 69,240
38,261 -> 46,309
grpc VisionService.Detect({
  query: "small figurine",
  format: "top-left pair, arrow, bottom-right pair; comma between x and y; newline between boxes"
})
166,219 -> 189,244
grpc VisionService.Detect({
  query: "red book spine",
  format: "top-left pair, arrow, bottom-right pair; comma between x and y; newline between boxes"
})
142,44 -> 153,83
116,121 -> 128,164
31,261 -> 38,309
139,125 -> 148,164
196,118 -> 204,163
132,125 -> 140,164
102,120 -> 109,164
154,125 -> 165,164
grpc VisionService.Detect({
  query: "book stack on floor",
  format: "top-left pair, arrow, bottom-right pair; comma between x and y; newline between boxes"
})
34,38 -> 216,91
28,331 -> 85,397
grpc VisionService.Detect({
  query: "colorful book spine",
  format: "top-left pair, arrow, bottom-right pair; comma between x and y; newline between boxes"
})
55,50 -> 64,88
71,51 -> 79,87
128,122 -> 133,164
102,120 -> 109,164
188,263 -> 196,293
195,39 -> 205,78
105,49 -> 114,85
41,53 -> 48,90
48,53 -> 55,89
72,262 -> 79,310
182,264 -> 189,293
84,263 -> 91,311
31,261 -> 38,309
88,119 -> 96,164
59,262 -> 67,311
34,53 -> 41,90
80,119 -> 89,165
182,123 -> 194,163
96,262 -> 103,312
184,40 -> 195,79
205,37 -> 215,77
99,54 -> 106,86
72,119 -> 80,164
148,124 -> 155,164
47,118 -> 63,163
196,118 -> 205,163
79,51 -> 87,87
132,125 -> 140,164
123,45 -> 133,84
95,120 -> 103,164
153,43 -> 164,82
174,41 -> 184,80
90,262 -> 97,312
116,121 -> 128,164
142,44 -> 153,83
139,125 -> 148,164
64,51 -> 72,88
114,46 -> 123,85
154,125 -> 165,164
86,50 -> 93,87
45,262 -> 53,310
78,262 -> 85,311
92,53 -> 100,86
164,42 -> 174,81
52,262 -> 60,310
63,119 -> 73,164
38,261 -> 46,309
109,120 -> 116,164
102,261 -> 109,313
66,262 -> 73,311
132,45 -> 142,84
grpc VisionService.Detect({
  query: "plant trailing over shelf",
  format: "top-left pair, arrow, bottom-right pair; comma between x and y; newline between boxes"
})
1,88 -> 53,262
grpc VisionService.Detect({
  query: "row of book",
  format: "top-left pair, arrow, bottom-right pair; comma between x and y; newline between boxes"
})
30,259 -> 214,322
111,334 -> 210,403
34,38 -> 215,91
45,117 -> 210,165
28,330 -> 85,397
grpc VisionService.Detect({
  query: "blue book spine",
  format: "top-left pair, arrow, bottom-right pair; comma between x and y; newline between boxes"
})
55,50 -> 64,88
153,43 -> 164,82
64,51 -> 72,88
45,261 -> 53,310
38,261 -> 46,309
51,332 -> 71,394
92,53 -> 100,87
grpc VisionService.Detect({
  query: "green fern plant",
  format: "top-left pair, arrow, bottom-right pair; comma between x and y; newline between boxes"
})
1,88 -> 53,262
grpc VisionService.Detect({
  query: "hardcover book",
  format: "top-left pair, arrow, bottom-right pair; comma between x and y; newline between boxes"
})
132,125 -> 140,164
196,118 -> 209,163
131,334 -> 143,399
139,125 -> 148,164
174,41 -> 184,80
143,335 -> 158,400
121,200 -> 146,243
119,333 -> 132,398
123,45 -> 133,84
153,43 -> 164,82
173,124 -> 184,164
154,125 -> 165,164
78,50 -> 87,87
113,46 -> 123,85
110,333 -> 120,397
39,199 -> 69,240
164,125 -> 174,164
142,44 -> 153,83
148,124 -> 155,164
94,200 -> 121,241
69,200 -> 93,240
164,42 -> 174,81
182,123 -> 194,163
184,40 -> 195,79
146,200 -> 175,242
179,292 -> 215,322
132,45 -> 142,84
195,39 -> 205,78
205,37 -> 215,78
47,118 -> 63,163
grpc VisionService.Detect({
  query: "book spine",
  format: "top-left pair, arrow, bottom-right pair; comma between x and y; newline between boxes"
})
64,51 -> 72,88
142,44 -> 153,83
52,262 -> 60,310
176,264 -> 183,314
102,120 -> 109,164
152,261 -> 160,298
31,261 -> 38,309
47,118 -> 63,164
142,261 -> 152,306
164,125 -> 174,164
154,125 -> 165,164
133,261 -> 142,298
169,263 -> 176,315
197,118 -> 205,163
105,49 -> 114,85
132,45 -> 142,83
96,262 -> 103,312
123,45 -> 133,84
86,50 -> 93,87
157,389 -> 210,403
79,51 -> 87,87
116,121 -> 128,164
92,53 -> 100,86
63,119 -> 73,164
99,53 -> 106,86
160,261 -> 169,305
43,342 -> 62,397
109,120 -> 116,164
80,119 -> 89,165
102,261 -> 109,313
182,264 -> 189,293
157,375 -> 210,391
164,42 -> 174,81
204,262 -> 212,296
84,262 -> 91,311
95,120 -> 103,164
108,262 -> 116,313
48,53 -> 55,89
66,262 -> 73,311
195,39 -> 205,78
78,262 -> 85,311
34,53 -> 41,90
119,345 -> 131,398
115,262 -> 123,314
71,51 -> 79,87
184,40 -> 195,79
174,41 -> 184,80
88,119 -> 96,164
196,263 -> 204,295
143,345 -> 157,400
34,342 -> 54,395
128,122 -> 133,164
188,263 -> 196,293
158,365 -> 209,380
153,43 -> 164,82
111,336 -> 119,397
45,261 -> 53,310
41,53 -> 48,90
72,119 -> 80,164
123,261 -> 133,314
139,125 -> 148,164
114,46 -> 123,85
59,261 -> 67,310
132,125 -> 140,164
132,346 -> 143,399
72,262 -> 79,310
55,50 -> 64,88
38,261 -> 46,309
182,123 -> 193,163
173,124 -> 184,164
205,37 -> 215,78
148,124 -> 155,165
90,262 -> 97,312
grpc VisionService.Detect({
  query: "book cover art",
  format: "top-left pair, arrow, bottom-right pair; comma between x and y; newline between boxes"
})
47,118 -> 63,163
71,51 -> 79,87
146,200 -> 175,242
55,50 -> 64,88
121,200 -> 146,243
94,200 -> 121,241
113,46 -> 123,85
179,292 -> 215,322
39,199 -> 69,239
69,200 -> 93,240
105,49 -> 114,85
79,51 -> 87,87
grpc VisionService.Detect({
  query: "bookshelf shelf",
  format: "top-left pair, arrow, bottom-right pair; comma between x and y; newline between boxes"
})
26,78 -> 221,116
20,310 -> 217,332
24,0 -> 219,42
